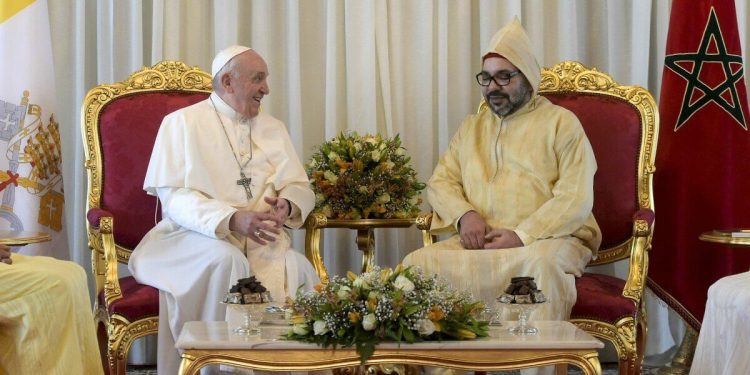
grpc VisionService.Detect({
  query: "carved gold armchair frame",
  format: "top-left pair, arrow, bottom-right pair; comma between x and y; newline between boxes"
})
82,61 -> 212,374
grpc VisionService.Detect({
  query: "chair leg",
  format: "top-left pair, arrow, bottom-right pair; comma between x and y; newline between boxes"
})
96,322 -> 111,374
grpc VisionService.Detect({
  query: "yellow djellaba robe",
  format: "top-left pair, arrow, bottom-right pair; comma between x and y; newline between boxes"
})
403,18 -> 601,324
0,254 -> 103,375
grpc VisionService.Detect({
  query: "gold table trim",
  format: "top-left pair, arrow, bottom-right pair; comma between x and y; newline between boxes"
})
0,230 -> 52,246
179,347 -> 602,375
177,322 -> 602,375
699,229 -> 750,247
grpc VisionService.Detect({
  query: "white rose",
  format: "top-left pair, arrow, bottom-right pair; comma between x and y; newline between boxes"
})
292,323 -> 310,335
337,285 -> 351,299
313,320 -> 329,335
327,151 -> 340,160
362,313 -> 377,331
377,193 -> 391,204
371,150 -> 381,162
393,275 -> 415,292
353,143 -> 362,152
365,137 -> 378,145
323,170 -> 338,183
395,147 -> 406,156
353,277 -> 369,289
416,319 -> 436,336
383,161 -> 395,171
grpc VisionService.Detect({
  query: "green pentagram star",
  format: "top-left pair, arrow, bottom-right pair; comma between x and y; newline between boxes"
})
664,7 -> 747,131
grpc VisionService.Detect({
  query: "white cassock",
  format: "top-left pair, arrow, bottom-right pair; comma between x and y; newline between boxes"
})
129,93 -> 320,374
690,271 -> 750,375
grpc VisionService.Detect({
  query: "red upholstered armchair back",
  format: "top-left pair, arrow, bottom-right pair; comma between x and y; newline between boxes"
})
97,92 -> 208,248
542,93 -> 641,250
82,61 -> 213,258
536,62 -> 657,266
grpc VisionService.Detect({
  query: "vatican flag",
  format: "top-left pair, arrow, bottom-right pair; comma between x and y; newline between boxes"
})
0,0 -> 68,259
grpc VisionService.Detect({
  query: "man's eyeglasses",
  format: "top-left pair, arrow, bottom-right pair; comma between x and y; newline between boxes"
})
475,70 -> 520,87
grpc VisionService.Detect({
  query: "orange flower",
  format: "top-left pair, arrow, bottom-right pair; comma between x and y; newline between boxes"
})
314,283 -> 324,292
348,311 -> 361,323
427,306 -> 445,321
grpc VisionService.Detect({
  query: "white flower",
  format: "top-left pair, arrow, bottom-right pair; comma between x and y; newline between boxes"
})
383,161 -> 395,171
416,319 -> 436,336
315,193 -> 326,204
353,277 -> 370,289
292,323 -> 309,335
323,170 -> 338,183
368,290 -> 380,299
358,186 -> 369,194
409,195 -> 419,205
393,275 -> 415,292
395,147 -> 406,156
353,142 -> 362,152
327,151 -> 340,160
313,320 -> 329,335
362,313 -> 377,331
370,150 -> 381,162
377,193 -> 391,204
337,285 -> 351,299
365,136 -> 378,145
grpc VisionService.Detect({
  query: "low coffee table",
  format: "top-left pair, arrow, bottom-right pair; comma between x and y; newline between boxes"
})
176,321 -> 603,375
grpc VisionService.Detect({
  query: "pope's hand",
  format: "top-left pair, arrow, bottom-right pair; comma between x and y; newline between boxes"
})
0,244 -> 12,265
229,210 -> 282,245
264,196 -> 290,224
458,211 -> 489,249
483,228 -> 523,249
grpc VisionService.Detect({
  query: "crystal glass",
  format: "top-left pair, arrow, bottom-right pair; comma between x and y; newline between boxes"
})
480,301 -> 504,326
500,301 -> 545,335
223,302 -> 268,336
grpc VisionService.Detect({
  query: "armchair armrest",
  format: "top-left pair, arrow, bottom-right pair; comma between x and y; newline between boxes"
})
624,208 -> 655,302
86,207 -> 124,306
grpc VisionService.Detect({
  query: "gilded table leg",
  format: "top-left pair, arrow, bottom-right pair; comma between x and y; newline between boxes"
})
178,353 -> 197,375
582,352 -> 603,375
305,226 -> 330,283
658,326 -> 698,374
356,228 -> 375,273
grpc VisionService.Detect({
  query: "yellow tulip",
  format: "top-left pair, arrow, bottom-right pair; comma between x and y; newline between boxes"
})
456,328 -> 476,339
291,314 -> 307,325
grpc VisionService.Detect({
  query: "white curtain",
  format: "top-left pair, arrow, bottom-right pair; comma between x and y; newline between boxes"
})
47,0 -> 750,365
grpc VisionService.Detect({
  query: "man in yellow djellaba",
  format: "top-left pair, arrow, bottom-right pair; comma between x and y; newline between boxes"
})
403,19 -> 601,375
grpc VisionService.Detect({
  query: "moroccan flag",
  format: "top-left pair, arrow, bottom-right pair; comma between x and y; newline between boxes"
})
648,0 -> 750,329
0,0 -> 68,259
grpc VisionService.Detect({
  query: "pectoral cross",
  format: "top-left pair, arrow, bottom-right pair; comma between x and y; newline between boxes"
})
237,172 -> 253,199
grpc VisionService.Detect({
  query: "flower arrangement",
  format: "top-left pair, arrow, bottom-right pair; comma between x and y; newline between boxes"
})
286,265 -> 489,363
306,132 -> 426,219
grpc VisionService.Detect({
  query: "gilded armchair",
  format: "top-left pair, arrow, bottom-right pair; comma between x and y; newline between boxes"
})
421,61 -> 657,375
82,61 -> 212,374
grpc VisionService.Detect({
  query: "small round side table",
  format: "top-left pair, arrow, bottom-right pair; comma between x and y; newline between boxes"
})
699,229 -> 750,247
0,230 -> 52,246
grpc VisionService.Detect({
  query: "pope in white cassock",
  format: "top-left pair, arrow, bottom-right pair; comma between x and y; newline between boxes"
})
402,19 -> 601,375
129,46 -> 320,374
